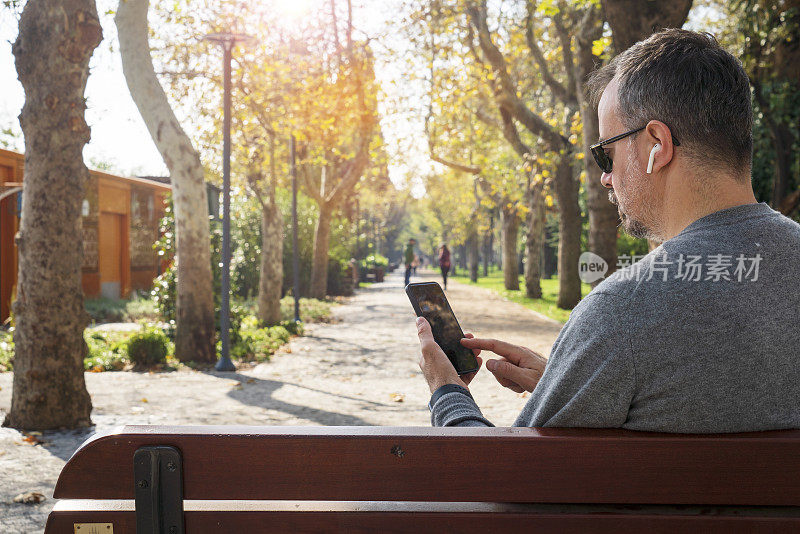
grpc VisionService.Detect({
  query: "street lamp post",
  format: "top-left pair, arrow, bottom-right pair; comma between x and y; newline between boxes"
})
291,135 -> 300,323
204,32 -> 254,372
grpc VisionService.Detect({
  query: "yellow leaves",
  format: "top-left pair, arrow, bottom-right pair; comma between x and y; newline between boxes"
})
389,392 -> 405,403
537,0 -> 560,17
545,195 -> 554,207
592,36 -> 612,58
575,151 -> 585,160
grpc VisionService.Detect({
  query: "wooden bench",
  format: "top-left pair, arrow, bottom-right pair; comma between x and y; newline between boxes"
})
45,425 -> 800,533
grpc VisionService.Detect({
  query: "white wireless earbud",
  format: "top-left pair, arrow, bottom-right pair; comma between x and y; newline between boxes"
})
646,143 -> 661,174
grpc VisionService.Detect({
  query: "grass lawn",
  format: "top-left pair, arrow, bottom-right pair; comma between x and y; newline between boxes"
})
450,268 -> 591,324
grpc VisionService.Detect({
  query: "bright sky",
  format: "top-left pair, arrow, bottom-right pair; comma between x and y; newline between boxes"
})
0,0 -> 429,193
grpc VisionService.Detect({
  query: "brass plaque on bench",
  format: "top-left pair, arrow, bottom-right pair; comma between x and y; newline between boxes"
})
73,524 -> 113,534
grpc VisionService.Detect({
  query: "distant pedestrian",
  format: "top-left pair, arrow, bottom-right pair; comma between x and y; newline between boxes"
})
404,238 -> 416,286
411,253 -> 420,275
438,244 -> 451,290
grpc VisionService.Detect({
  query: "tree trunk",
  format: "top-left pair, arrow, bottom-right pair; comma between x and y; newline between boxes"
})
576,8 -> 618,286
500,206 -> 520,291
483,211 -> 494,276
753,81 -> 796,210
524,182 -> 546,299
310,201 -> 333,299
555,157 -> 582,309
257,198 -> 283,325
467,227 -> 479,283
4,0 -> 102,430
116,0 -> 215,363
601,0 -> 694,52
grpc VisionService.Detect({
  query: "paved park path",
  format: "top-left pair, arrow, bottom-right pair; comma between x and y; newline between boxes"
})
0,269 -> 563,532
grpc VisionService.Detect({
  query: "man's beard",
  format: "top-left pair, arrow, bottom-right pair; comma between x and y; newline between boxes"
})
606,144 -> 664,241
608,188 -> 659,241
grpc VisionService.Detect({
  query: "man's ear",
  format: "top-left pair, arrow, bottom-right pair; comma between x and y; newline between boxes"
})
645,120 -> 676,173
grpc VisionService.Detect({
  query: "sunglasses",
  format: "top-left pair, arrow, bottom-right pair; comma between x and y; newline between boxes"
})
590,126 -> 680,174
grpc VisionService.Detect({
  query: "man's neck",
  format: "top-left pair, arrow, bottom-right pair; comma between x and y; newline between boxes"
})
660,169 -> 757,241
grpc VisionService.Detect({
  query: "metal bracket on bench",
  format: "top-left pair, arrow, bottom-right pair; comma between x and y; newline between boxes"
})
134,446 -> 184,534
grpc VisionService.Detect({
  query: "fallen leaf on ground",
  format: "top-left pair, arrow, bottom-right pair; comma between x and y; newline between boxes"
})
246,378 -> 255,384
517,392 -> 529,398
389,393 -> 405,403
13,492 -> 45,504
22,434 -> 44,445
232,381 -> 242,387
284,347 -> 292,354
140,398 -> 148,403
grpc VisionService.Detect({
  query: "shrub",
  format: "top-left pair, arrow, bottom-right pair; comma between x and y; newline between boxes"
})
127,328 -> 169,367
280,296 -> 333,323
0,330 -> 13,372
361,253 -> 388,269
280,320 -> 304,336
84,331 -> 129,371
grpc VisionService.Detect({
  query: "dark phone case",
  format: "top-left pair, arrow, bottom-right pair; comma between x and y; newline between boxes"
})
405,281 -> 479,375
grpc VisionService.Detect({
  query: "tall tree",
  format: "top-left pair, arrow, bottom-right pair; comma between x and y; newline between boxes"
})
735,0 -> 800,216
150,0 -> 290,324
116,0 -> 215,362
420,2 -> 527,292
299,0 -> 381,299
467,0 -> 582,308
4,0 -> 102,430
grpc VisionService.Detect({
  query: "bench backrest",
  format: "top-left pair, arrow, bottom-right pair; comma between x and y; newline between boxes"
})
45,425 -> 800,533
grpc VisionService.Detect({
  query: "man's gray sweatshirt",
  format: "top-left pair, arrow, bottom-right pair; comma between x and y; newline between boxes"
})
431,202 -> 800,433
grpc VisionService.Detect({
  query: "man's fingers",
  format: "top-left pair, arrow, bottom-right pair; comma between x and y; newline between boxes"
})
460,337 -> 528,365
486,358 -> 536,392
461,333 -> 481,356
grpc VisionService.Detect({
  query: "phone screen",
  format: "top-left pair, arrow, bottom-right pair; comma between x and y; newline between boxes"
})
406,282 -> 478,375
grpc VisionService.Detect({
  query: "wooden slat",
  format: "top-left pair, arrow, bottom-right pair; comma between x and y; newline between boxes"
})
44,508 -> 800,534
53,426 -> 800,505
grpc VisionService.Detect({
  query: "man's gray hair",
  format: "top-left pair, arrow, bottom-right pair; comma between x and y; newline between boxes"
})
586,29 -> 753,177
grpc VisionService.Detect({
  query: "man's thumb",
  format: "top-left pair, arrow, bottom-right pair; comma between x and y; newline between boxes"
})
416,317 -> 434,341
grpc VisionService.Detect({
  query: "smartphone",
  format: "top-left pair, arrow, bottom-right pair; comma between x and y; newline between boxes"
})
405,281 -> 479,375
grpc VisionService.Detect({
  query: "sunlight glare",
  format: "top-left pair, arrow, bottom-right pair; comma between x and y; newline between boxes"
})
269,0 -> 316,21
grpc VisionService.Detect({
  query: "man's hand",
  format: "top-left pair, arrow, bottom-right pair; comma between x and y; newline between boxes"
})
460,337 -> 546,393
416,317 -> 482,394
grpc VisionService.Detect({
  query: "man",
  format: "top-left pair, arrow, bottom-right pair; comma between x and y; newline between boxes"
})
417,29 -> 800,433
404,238 -> 416,287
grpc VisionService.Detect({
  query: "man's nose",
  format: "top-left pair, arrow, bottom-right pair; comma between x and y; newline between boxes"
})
601,172 -> 613,189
